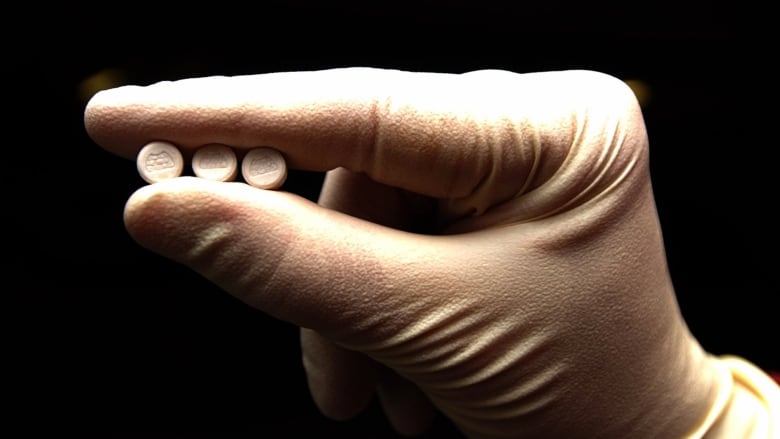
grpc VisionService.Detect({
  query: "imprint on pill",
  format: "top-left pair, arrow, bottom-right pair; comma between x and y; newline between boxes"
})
192,144 -> 238,182
241,147 -> 288,189
136,141 -> 184,183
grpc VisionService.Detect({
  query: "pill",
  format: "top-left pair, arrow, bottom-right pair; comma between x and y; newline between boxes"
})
136,141 -> 184,183
241,147 -> 288,189
192,143 -> 238,182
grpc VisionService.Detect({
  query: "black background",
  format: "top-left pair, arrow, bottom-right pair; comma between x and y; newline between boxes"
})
7,2 -> 777,437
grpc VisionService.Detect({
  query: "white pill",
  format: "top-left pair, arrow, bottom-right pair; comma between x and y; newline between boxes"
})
136,141 -> 184,183
192,143 -> 238,182
241,147 -> 288,189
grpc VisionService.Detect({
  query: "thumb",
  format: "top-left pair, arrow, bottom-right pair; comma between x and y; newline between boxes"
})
124,176 -> 455,339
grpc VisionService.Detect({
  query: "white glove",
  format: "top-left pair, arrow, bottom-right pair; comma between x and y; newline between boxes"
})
85,68 -> 780,438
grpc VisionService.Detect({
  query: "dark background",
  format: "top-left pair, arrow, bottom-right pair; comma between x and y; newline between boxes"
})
8,2 -> 776,437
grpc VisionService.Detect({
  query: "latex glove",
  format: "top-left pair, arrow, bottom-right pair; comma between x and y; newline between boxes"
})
84,68 -> 779,438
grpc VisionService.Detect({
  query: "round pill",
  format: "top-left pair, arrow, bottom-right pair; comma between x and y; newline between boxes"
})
241,147 -> 288,189
136,141 -> 184,184
192,143 -> 238,181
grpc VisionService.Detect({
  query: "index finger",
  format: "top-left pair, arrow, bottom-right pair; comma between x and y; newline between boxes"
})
84,67 -> 641,200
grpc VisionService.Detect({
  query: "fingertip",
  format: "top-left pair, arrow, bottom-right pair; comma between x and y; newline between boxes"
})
84,83 -> 142,111
83,88 -> 108,144
122,177 -> 224,253
376,369 -> 436,437
84,85 -> 148,160
122,179 -> 159,227
301,329 -> 378,421
122,179 -> 172,247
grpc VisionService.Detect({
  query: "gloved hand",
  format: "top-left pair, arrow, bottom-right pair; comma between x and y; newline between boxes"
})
84,68 -> 779,438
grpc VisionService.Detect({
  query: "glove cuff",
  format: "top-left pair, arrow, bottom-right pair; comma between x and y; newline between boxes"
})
696,355 -> 780,438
